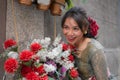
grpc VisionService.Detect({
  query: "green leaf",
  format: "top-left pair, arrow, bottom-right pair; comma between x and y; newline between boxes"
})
11,46 -> 18,52
34,63 -> 43,67
65,0 -> 74,10
22,60 -> 32,66
48,77 -> 55,80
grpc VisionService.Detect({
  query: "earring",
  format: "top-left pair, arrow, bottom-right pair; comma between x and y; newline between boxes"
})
84,31 -> 87,34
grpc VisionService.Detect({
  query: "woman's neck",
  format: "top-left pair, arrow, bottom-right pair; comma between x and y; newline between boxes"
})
75,37 -> 85,48
75,37 -> 91,51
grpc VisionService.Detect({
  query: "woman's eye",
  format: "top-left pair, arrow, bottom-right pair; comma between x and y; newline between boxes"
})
63,26 -> 69,29
73,27 -> 79,31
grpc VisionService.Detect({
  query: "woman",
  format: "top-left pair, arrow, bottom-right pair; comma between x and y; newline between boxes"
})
61,6 -> 109,80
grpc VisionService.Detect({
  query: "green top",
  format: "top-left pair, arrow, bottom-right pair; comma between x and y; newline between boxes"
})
73,39 -> 108,80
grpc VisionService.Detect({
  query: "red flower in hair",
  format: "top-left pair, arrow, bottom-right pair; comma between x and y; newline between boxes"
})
88,17 -> 99,37
19,50 -> 33,62
4,39 -> 16,49
21,65 -> 33,77
25,72 -> 39,80
69,68 -> 79,78
30,42 -> 42,53
4,58 -> 18,73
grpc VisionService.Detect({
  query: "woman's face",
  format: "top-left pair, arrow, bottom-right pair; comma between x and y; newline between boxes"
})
62,17 -> 84,46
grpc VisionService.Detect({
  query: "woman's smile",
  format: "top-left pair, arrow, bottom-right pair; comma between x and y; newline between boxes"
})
62,17 -> 84,46
66,36 -> 76,42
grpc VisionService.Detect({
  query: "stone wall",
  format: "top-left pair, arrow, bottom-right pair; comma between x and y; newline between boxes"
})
6,0 -> 44,51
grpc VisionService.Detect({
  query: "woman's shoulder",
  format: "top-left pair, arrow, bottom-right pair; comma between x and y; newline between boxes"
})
88,39 -> 104,53
86,39 -> 105,59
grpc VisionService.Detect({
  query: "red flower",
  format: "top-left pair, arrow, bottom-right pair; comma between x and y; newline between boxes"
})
30,42 -> 42,53
61,56 -> 65,60
62,43 -> 69,51
39,74 -> 48,80
4,58 -> 18,73
33,55 -> 40,61
19,50 -> 34,62
91,76 -> 96,80
34,65 -> 46,75
69,68 -> 79,78
69,44 -> 76,51
4,39 -> 16,49
68,54 -> 74,62
21,65 -> 33,77
25,72 -> 39,80
88,17 -> 99,37
62,43 -> 76,51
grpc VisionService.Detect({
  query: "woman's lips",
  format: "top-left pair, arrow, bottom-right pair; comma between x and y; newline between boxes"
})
67,37 -> 76,42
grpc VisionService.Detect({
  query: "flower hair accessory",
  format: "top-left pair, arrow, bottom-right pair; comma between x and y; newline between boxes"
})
88,17 -> 99,37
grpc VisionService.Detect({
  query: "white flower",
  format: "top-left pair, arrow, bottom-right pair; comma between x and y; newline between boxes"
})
7,51 -> 18,59
47,44 -> 62,59
44,64 -> 56,73
63,61 -> 74,70
32,39 -> 41,43
40,37 -> 51,48
36,49 -> 48,62
55,49 -> 70,64
22,77 -> 26,80
61,50 -> 71,58
53,34 -> 62,46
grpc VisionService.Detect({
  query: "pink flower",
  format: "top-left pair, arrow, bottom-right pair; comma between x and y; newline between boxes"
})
25,72 -> 39,80
19,50 -> 34,62
30,42 -> 42,53
4,58 -> 18,73
89,76 -> 96,80
4,39 -> 17,49
69,68 -> 79,78
88,17 -> 99,37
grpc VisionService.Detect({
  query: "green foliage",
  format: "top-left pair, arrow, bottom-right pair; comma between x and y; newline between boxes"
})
65,0 -> 74,10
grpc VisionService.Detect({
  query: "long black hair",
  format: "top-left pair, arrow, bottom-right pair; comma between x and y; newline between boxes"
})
61,6 -> 95,38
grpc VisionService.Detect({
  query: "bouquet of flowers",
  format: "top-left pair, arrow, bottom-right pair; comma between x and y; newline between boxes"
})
2,35 -> 79,80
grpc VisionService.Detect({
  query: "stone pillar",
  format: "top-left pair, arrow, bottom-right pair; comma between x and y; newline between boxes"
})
0,0 -> 7,79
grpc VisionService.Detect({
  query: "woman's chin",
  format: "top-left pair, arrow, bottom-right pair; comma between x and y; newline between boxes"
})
68,41 -> 75,46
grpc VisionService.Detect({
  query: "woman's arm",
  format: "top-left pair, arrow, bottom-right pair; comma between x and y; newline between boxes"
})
91,49 -> 108,80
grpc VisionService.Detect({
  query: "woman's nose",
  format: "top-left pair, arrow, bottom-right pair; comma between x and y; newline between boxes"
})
67,29 -> 74,36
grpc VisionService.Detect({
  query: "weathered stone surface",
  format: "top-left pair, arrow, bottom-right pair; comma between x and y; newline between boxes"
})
6,0 -> 44,51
